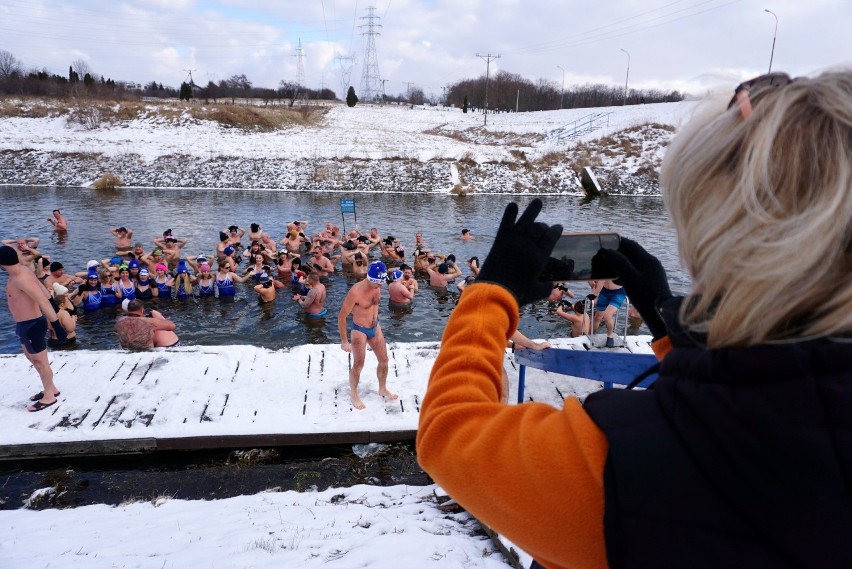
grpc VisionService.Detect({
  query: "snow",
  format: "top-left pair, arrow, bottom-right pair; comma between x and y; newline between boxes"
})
0,99 -> 698,193
0,338 -> 652,568
0,483 -> 515,568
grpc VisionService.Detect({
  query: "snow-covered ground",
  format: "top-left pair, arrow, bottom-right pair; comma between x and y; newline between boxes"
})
0,483 -> 526,569
0,99 -> 697,193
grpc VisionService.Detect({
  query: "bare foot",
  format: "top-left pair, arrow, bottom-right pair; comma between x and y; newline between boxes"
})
379,388 -> 399,401
351,394 -> 366,410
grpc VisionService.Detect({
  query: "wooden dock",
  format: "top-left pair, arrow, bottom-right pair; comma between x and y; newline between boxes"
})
0,336 -> 653,459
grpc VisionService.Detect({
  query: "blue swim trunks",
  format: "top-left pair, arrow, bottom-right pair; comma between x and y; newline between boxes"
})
306,307 -> 328,318
351,322 -> 377,339
596,287 -> 627,311
16,316 -> 48,354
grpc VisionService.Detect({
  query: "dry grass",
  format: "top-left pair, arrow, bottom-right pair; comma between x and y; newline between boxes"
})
0,96 -> 326,131
191,104 -> 325,131
93,172 -> 122,190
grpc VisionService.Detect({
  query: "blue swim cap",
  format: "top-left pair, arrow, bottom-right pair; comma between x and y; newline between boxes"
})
128,259 -> 140,269
110,256 -> 122,265
177,259 -> 187,274
223,246 -> 235,255
367,261 -> 387,285
390,269 -> 403,282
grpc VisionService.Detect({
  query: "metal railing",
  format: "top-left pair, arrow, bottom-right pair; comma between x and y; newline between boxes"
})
549,111 -> 613,144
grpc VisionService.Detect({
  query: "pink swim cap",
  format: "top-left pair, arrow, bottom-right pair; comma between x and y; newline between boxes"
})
155,263 -> 168,273
199,262 -> 210,272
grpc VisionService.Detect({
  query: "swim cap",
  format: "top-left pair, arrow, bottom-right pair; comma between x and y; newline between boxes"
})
128,259 -> 140,269
199,262 -> 210,273
49,261 -> 63,272
390,269 -> 403,282
118,264 -> 129,272
87,259 -> 99,269
196,255 -> 207,263
289,230 -> 298,239
121,298 -> 131,312
52,283 -> 68,296
163,229 -> 172,237
228,225 -> 238,232
223,246 -> 235,255
110,256 -> 122,265
155,263 -> 168,273
367,261 -> 387,285
219,231 -> 228,242
438,263 -> 450,274
139,268 -> 149,277
152,248 -> 163,256
87,269 -> 99,279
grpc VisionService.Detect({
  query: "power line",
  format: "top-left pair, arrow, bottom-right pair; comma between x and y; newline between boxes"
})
476,53 -> 500,126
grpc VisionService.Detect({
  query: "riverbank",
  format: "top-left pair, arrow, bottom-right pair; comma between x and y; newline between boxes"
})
0,98 -> 694,194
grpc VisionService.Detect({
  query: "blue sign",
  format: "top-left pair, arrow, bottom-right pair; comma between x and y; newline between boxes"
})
340,199 -> 355,214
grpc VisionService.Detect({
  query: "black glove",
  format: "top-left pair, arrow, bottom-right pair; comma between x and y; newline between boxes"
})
476,199 -> 563,306
586,294 -> 597,301
594,237 -> 671,340
49,318 -> 69,345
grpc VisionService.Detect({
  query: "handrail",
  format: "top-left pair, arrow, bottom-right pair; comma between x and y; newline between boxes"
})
514,347 -> 658,403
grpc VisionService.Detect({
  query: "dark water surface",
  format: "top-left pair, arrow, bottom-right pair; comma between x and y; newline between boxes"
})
0,185 -> 689,352
0,443 -> 428,511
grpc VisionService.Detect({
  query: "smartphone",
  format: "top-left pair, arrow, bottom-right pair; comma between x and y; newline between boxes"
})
539,232 -> 620,282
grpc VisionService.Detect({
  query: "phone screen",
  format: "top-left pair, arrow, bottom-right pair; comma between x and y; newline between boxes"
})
539,232 -> 620,282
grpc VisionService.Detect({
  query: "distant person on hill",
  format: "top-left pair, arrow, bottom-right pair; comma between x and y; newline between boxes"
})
48,209 -> 68,231
115,299 -> 179,349
0,245 -> 68,412
337,261 -> 399,410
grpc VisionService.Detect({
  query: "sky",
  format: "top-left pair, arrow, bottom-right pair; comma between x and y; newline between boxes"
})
1,0 -> 850,99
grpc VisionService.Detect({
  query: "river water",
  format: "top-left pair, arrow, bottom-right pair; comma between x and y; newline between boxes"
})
0,185 -> 690,352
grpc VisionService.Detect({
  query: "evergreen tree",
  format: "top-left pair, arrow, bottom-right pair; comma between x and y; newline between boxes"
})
179,82 -> 193,101
346,86 -> 358,108
83,73 -> 94,87
463,95 -> 468,113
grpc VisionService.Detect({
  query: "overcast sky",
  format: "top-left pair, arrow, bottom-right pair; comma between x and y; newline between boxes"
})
1,0 -> 849,99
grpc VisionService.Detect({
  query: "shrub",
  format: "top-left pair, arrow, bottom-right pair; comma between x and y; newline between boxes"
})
93,172 -> 122,190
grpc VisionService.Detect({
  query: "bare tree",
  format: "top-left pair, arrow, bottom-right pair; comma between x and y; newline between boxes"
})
226,74 -> 252,104
0,50 -> 21,80
71,58 -> 92,79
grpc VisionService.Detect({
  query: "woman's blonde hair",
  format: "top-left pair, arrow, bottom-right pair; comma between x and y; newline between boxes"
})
661,69 -> 852,347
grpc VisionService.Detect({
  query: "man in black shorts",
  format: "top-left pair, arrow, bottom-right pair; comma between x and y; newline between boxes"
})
0,245 -> 68,412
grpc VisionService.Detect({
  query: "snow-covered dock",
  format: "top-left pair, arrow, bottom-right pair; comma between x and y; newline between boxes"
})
0,336 -> 654,459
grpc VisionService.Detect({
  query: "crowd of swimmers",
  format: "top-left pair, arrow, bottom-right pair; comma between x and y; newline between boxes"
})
2,213 -> 637,412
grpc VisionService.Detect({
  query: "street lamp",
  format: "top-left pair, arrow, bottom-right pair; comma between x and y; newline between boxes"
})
557,65 -> 565,110
765,9 -> 778,73
620,49 -> 630,106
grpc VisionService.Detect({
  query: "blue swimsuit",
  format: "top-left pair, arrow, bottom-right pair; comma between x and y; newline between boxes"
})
351,322 -> 378,339
119,280 -> 136,301
100,283 -> 120,306
82,288 -> 102,311
216,274 -> 236,297
155,277 -> 171,298
197,278 -> 215,297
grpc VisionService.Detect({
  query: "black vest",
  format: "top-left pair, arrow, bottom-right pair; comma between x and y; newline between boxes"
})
584,334 -> 852,569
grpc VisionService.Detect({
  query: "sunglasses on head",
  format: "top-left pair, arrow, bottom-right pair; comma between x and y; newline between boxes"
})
728,72 -> 794,119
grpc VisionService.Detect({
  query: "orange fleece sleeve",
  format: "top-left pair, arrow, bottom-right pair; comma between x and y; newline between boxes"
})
417,283 -> 609,569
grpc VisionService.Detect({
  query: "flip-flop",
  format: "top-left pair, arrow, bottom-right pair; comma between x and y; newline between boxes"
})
29,391 -> 60,402
27,399 -> 57,412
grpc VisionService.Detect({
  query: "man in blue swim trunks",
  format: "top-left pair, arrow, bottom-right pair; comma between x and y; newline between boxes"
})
293,273 -> 327,317
337,261 -> 399,410
590,279 -> 627,348
0,245 -> 68,412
